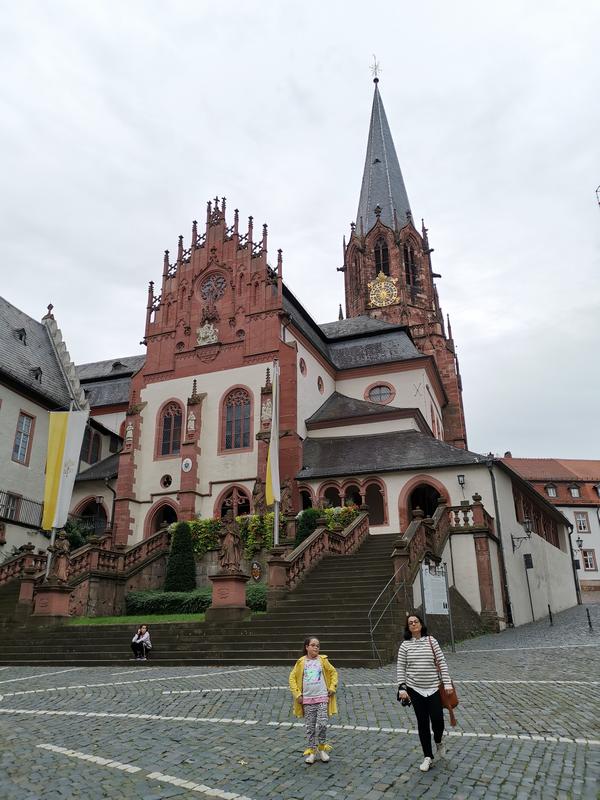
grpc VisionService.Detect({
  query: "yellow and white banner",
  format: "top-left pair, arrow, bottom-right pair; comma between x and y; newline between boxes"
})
42,410 -> 89,530
265,360 -> 280,507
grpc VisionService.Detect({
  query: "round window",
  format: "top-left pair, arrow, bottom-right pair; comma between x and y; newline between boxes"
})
317,376 -> 324,394
299,358 -> 307,376
368,384 -> 393,403
160,474 -> 173,488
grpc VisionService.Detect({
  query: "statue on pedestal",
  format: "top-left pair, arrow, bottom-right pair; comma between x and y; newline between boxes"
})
252,478 -> 266,515
280,478 -> 294,516
218,511 -> 243,573
48,531 -> 70,583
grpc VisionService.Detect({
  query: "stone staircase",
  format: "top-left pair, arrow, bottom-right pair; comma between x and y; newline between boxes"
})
0,533 -> 400,668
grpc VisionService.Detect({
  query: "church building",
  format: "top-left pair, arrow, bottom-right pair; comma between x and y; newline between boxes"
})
70,79 -> 578,629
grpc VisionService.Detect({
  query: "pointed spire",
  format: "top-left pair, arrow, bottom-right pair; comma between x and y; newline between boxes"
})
356,80 -> 412,233
338,304 -> 344,321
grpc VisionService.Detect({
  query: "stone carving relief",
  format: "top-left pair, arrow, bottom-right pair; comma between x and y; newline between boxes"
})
196,323 -> 218,346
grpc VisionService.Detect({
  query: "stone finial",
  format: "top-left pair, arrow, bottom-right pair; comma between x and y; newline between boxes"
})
374,205 -> 382,219
338,304 -> 344,321
472,493 -> 482,504
265,367 -> 271,387
42,304 -> 54,320
411,506 -> 425,520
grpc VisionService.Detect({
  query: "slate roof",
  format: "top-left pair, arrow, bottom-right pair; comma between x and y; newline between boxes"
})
356,82 -> 412,232
297,430 -> 483,479
0,295 -> 72,407
75,453 -> 120,482
83,378 -> 132,407
76,355 -> 145,382
283,285 -> 421,371
306,392 -> 403,425
504,458 -> 600,483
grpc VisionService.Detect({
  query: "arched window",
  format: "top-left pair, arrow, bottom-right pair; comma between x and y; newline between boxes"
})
223,388 -> 251,450
365,483 -> 385,525
343,484 -> 362,506
80,427 -> 101,464
300,490 -> 313,510
77,499 -> 108,535
150,504 -> 177,535
374,238 -> 390,276
404,243 -> 417,286
159,402 -> 183,456
219,486 -> 251,518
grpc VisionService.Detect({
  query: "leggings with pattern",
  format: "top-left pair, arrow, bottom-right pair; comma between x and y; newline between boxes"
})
304,701 -> 328,749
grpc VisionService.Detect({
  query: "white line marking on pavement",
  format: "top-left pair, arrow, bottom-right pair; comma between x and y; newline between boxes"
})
4,708 -> 598,748
111,668 -> 154,676
163,678 -> 600,695
456,643 -> 600,654
36,743 -> 256,799
0,667 -> 260,698
0,668 -> 82,685
0,667 -> 10,671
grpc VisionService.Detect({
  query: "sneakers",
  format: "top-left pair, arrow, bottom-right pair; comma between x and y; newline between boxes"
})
436,739 -> 445,759
318,746 -> 330,763
419,756 -> 433,772
304,750 -> 316,765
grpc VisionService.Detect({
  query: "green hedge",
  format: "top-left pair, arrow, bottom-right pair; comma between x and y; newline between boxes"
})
125,582 -> 267,615
164,521 -> 196,592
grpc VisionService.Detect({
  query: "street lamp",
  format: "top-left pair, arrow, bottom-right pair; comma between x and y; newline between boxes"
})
511,517 -> 533,552
457,474 -> 465,499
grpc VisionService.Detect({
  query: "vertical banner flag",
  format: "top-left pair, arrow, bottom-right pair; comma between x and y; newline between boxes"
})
42,410 -> 89,530
265,360 -> 280,506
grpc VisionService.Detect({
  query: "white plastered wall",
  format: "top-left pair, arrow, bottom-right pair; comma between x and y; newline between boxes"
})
91,411 -> 126,435
558,504 -> 600,587
0,386 -> 53,555
293,340 -> 335,438
130,364 -> 267,541
308,417 -> 419,438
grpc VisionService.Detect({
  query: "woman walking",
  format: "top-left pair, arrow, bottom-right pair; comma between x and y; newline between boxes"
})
397,614 -> 453,772
289,636 -> 338,764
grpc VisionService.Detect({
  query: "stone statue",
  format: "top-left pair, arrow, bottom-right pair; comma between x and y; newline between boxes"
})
280,478 -> 294,516
252,478 -> 266,515
218,511 -> 243,572
124,422 -> 134,446
186,411 -> 196,434
48,531 -> 70,583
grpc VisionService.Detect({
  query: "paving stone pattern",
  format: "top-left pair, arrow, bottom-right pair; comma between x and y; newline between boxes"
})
0,603 -> 599,799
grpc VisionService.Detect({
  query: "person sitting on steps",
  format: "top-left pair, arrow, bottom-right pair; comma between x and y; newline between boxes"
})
131,624 -> 152,661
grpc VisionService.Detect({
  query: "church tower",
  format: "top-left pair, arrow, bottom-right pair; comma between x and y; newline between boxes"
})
342,78 -> 468,449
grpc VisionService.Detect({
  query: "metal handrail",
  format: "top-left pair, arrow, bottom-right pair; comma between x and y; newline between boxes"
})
368,561 -> 409,665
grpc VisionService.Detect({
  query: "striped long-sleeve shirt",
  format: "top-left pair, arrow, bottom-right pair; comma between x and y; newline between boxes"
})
396,636 -> 451,696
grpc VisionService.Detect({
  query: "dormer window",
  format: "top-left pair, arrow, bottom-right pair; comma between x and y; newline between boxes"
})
545,484 -> 557,498
374,238 -> 390,276
111,361 -> 126,371
569,485 -> 580,498
30,367 -> 42,383
14,328 -> 27,344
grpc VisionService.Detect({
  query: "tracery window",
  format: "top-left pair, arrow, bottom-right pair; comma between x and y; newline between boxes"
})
219,486 -> 251,518
159,402 -> 183,456
374,238 -> 390,276
404,243 -> 417,286
223,388 -> 251,450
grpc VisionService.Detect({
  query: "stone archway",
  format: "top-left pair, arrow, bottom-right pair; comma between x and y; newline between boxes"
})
398,475 -> 449,531
409,484 -> 441,519
148,503 -> 178,536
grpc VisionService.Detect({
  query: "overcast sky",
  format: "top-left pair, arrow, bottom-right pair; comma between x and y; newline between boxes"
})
1,1 -> 599,459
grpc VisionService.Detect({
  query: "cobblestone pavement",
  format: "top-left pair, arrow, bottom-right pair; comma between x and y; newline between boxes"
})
1,603 -> 599,800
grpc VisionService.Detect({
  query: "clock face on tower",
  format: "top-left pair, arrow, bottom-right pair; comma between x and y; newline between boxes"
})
368,271 -> 399,308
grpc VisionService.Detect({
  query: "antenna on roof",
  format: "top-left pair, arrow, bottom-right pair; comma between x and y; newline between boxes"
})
370,55 -> 381,84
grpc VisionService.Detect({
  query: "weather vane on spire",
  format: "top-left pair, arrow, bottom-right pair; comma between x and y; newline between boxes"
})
370,55 -> 381,83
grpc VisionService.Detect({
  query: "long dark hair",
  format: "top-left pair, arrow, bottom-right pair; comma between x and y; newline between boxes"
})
403,613 -> 428,640
302,636 -> 319,656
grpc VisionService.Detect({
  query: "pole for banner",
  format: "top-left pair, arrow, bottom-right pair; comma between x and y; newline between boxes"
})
45,527 -> 57,580
443,562 -> 456,653
273,500 -> 280,547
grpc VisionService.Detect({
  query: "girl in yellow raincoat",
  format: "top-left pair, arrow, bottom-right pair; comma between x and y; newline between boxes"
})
289,636 -> 338,764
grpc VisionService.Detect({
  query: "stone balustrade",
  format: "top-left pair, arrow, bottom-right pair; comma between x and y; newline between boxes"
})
267,511 -> 369,595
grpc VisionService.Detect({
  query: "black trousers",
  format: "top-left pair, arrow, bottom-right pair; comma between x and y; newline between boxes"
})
131,641 -> 149,659
407,688 -> 444,758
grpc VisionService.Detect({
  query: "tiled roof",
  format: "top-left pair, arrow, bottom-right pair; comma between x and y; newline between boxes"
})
75,453 -> 120,482
306,392 -> 403,425
76,355 -> 145,382
283,285 -> 421,371
83,378 -> 132,407
298,430 -> 483,479
504,457 -> 600,483
0,295 -> 71,407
